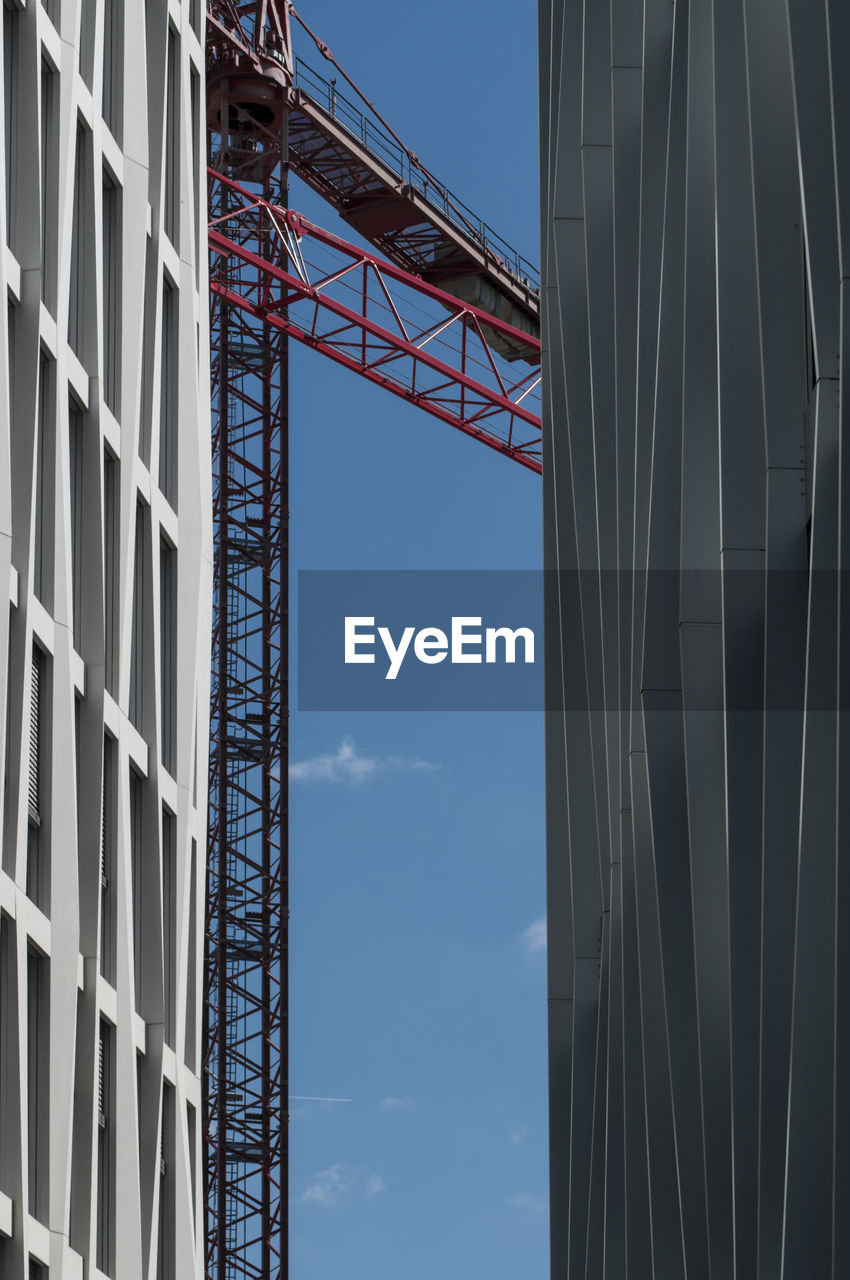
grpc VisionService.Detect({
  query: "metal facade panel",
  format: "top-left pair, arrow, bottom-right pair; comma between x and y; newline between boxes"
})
541,0 -> 850,1272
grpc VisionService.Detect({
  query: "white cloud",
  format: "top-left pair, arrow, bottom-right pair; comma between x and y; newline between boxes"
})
300,1165 -> 355,1206
509,1125 -> 529,1145
521,917 -> 547,953
299,1163 -> 387,1207
379,1095 -> 413,1112
505,1191 -> 547,1212
289,737 -> 439,784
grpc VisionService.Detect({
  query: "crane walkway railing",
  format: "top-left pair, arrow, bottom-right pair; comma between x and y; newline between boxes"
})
291,55 -> 541,297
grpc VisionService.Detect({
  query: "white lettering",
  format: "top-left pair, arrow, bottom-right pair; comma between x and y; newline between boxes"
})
345,617 -> 375,663
378,626 -> 416,680
414,628 -> 449,664
485,626 -> 535,664
452,616 -> 483,663
345,616 -> 535,678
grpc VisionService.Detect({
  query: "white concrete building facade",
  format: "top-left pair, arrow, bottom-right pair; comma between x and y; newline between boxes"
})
0,1 -> 211,1276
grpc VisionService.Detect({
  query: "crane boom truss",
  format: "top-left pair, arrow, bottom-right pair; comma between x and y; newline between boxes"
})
208,171 -> 542,471
285,61 -> 539,319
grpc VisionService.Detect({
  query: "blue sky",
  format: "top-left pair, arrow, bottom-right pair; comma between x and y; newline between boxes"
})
287,2 -> 546,1275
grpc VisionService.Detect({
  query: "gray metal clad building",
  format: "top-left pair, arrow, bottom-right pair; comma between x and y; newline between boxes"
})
0,2 -> 210,1276
541,1 -> 849,1275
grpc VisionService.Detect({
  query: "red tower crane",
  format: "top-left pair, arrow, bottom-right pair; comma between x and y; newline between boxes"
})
202,5 -> 541,1278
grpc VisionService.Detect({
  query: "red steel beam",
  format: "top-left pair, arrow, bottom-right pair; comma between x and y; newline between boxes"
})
208,172 -> 542,472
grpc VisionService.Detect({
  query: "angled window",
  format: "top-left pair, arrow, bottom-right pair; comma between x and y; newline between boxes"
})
96,1018 -> 115,1274
185,837 -> 197,1069
130,769 -> 143,1008
0,913 -> 15,1186
162,807 -> 176,1046
102,172 -> 122,417
160,538 -> 176,771
68,126 -> 91,361
69,400 -> 84,650
34,357 -> 55,608
40,58 -> 57,309
131,501 -> 148,729
190,65 -> 200,275
74,694 -> 81,871
2,610 -> 11,875
102,0 -> 123,140
164,28 -> 180,245
27,947 -> 49,1222
4,3 -> 18,250
187,1100 -> 197,1240
103,449 -> 119,695
100,736 -> 116,982
135,1049 -> 143,1175
7,300 -> 15,433
157,1083 -> 174,1280
27,651 -> 41,827
26,648 -> 49,912
159,277 -> 177,506
79,0 -> 96,86
139,241 -> 156,464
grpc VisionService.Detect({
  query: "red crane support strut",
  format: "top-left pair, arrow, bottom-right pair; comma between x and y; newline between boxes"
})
208,171 -> 542,472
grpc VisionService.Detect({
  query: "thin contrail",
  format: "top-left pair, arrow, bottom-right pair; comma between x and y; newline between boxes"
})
290,1095 -> 353,1103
